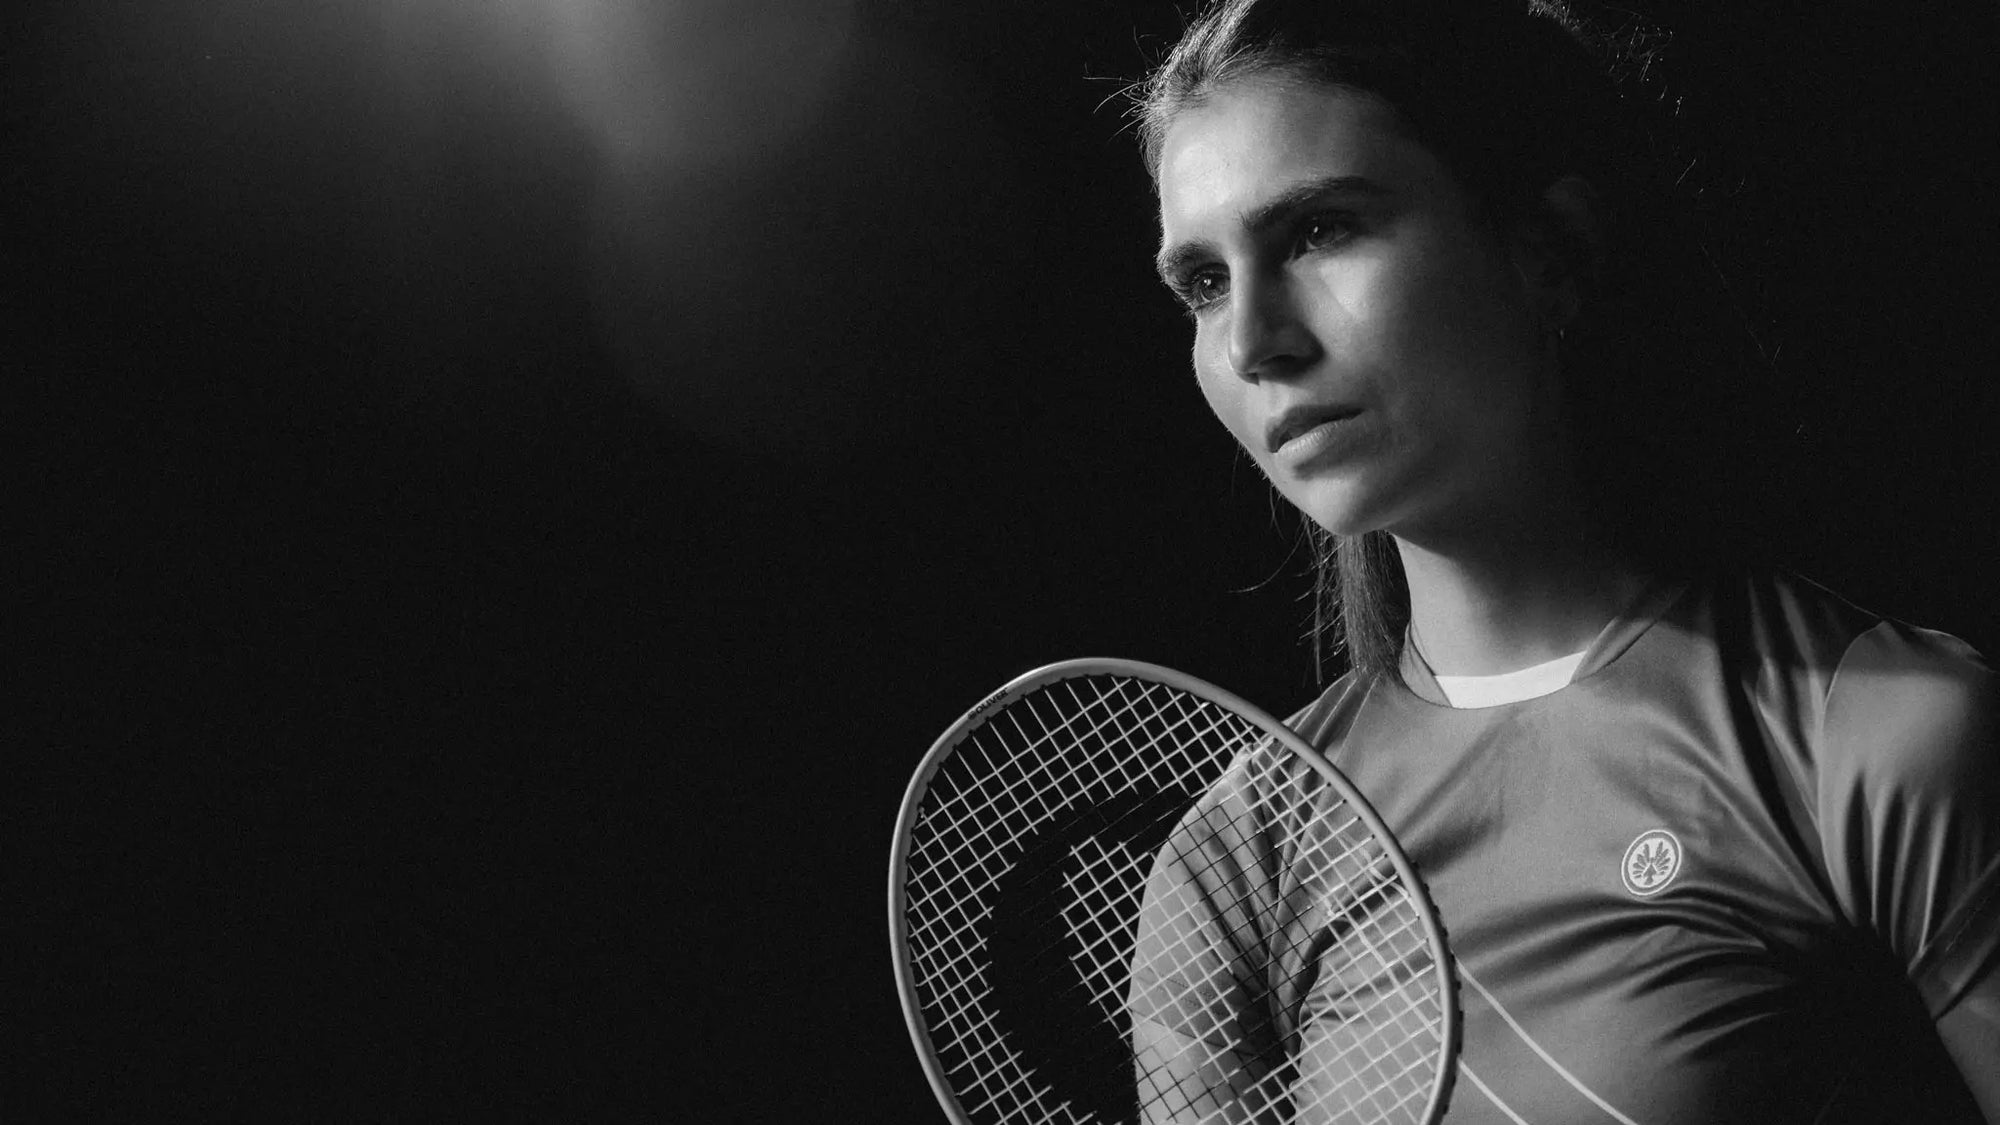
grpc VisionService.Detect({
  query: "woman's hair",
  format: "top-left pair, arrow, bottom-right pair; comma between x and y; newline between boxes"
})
1132,0 -> 1783,683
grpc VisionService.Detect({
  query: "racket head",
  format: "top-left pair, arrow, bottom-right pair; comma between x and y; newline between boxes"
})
888,658 -> 1458,1125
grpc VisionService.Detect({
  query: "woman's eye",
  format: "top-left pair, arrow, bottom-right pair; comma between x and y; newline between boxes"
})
1181,271 -> 1228,312
1300,213 -> 1355,251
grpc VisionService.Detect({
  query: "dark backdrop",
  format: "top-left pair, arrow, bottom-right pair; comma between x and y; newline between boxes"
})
11,0 -> 1998,1118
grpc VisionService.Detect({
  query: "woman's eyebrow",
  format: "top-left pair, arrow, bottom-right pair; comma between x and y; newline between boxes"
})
1155,174 -> 1391,286
1154,240 -> 1213,288
1242,174 -> 1390,235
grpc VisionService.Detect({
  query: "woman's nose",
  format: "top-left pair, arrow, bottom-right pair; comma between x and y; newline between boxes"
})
1226,274 -> 1320,381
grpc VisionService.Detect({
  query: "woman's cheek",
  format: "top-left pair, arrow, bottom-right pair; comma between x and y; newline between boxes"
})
1191,332 -> 1252,453
1320,246 -> 1394,328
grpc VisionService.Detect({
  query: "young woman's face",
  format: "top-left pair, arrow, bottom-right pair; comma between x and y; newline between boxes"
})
1155,75 -> 1567,545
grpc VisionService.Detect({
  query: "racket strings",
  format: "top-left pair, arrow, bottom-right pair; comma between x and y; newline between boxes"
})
908,681 -> 1250,977
910,685 -> 1245,962
907,681 -> 1249,1102
909,679 -> 1260,1123
900,673 -> 1447,1125
1129,747 -> 1442,1124
1061,835 -> 1158,1021
910,680 -> 1227,909
974,689 -> 1272,1005
965,684 -> 1233,854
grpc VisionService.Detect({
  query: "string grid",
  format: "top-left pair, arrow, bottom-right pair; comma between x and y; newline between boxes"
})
897,671 -> 1449,1125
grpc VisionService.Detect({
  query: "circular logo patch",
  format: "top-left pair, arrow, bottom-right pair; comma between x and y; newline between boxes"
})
1621,829 -> 1683,896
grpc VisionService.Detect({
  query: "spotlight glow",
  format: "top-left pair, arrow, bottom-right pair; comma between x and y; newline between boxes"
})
539,0 -> 855,174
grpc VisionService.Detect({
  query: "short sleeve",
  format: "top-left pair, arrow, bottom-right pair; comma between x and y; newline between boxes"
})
1818,621 -> 2000,1017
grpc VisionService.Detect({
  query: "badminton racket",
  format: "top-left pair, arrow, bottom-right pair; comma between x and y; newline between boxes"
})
888,658 -> 1458,1125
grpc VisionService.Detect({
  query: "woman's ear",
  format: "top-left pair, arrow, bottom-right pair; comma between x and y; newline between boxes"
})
1511,174 -> 1603,330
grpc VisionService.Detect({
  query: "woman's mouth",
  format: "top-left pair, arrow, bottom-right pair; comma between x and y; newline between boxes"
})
1267,403 -> 1363,455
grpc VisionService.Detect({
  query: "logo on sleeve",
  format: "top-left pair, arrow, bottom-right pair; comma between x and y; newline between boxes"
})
1621,828 -> 1683,896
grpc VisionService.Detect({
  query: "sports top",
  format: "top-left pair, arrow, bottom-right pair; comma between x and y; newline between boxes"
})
1127,568 -> 2000,1123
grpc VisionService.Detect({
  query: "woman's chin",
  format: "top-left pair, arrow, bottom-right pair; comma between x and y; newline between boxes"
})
1281,484 -> 1396,541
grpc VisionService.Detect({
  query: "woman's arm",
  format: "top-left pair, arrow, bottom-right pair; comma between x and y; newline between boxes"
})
1820,621 -> 2000,1120
1125,769 -> 1292,1124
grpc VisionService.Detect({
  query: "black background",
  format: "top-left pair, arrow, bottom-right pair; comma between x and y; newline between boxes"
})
11,0 -> 1998,1118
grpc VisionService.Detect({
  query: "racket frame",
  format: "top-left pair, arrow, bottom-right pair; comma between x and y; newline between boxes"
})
888,657 -> 1459,1125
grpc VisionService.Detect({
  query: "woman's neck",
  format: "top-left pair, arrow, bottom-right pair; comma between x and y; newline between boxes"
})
1395,519 -> 1649,678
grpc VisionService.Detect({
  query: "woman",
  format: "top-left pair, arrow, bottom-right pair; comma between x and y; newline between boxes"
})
1123,0 -> 2000,1121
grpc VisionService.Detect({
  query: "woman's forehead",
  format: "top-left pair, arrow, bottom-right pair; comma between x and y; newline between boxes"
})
1156,78 -> 1432,234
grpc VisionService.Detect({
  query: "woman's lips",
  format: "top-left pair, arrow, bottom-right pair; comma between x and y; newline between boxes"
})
1266,403 -> 1363,454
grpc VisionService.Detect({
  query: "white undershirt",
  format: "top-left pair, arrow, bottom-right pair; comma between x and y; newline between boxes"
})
1431,649 -> 1588,708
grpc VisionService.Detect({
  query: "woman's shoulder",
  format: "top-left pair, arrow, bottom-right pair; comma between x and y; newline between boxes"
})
1818,611 -> 1999,798
1281,668 -> 1373,750
1699,566 -> 1996,825
1733,571 -> 2000,1001
1691,565 -> 1991,687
